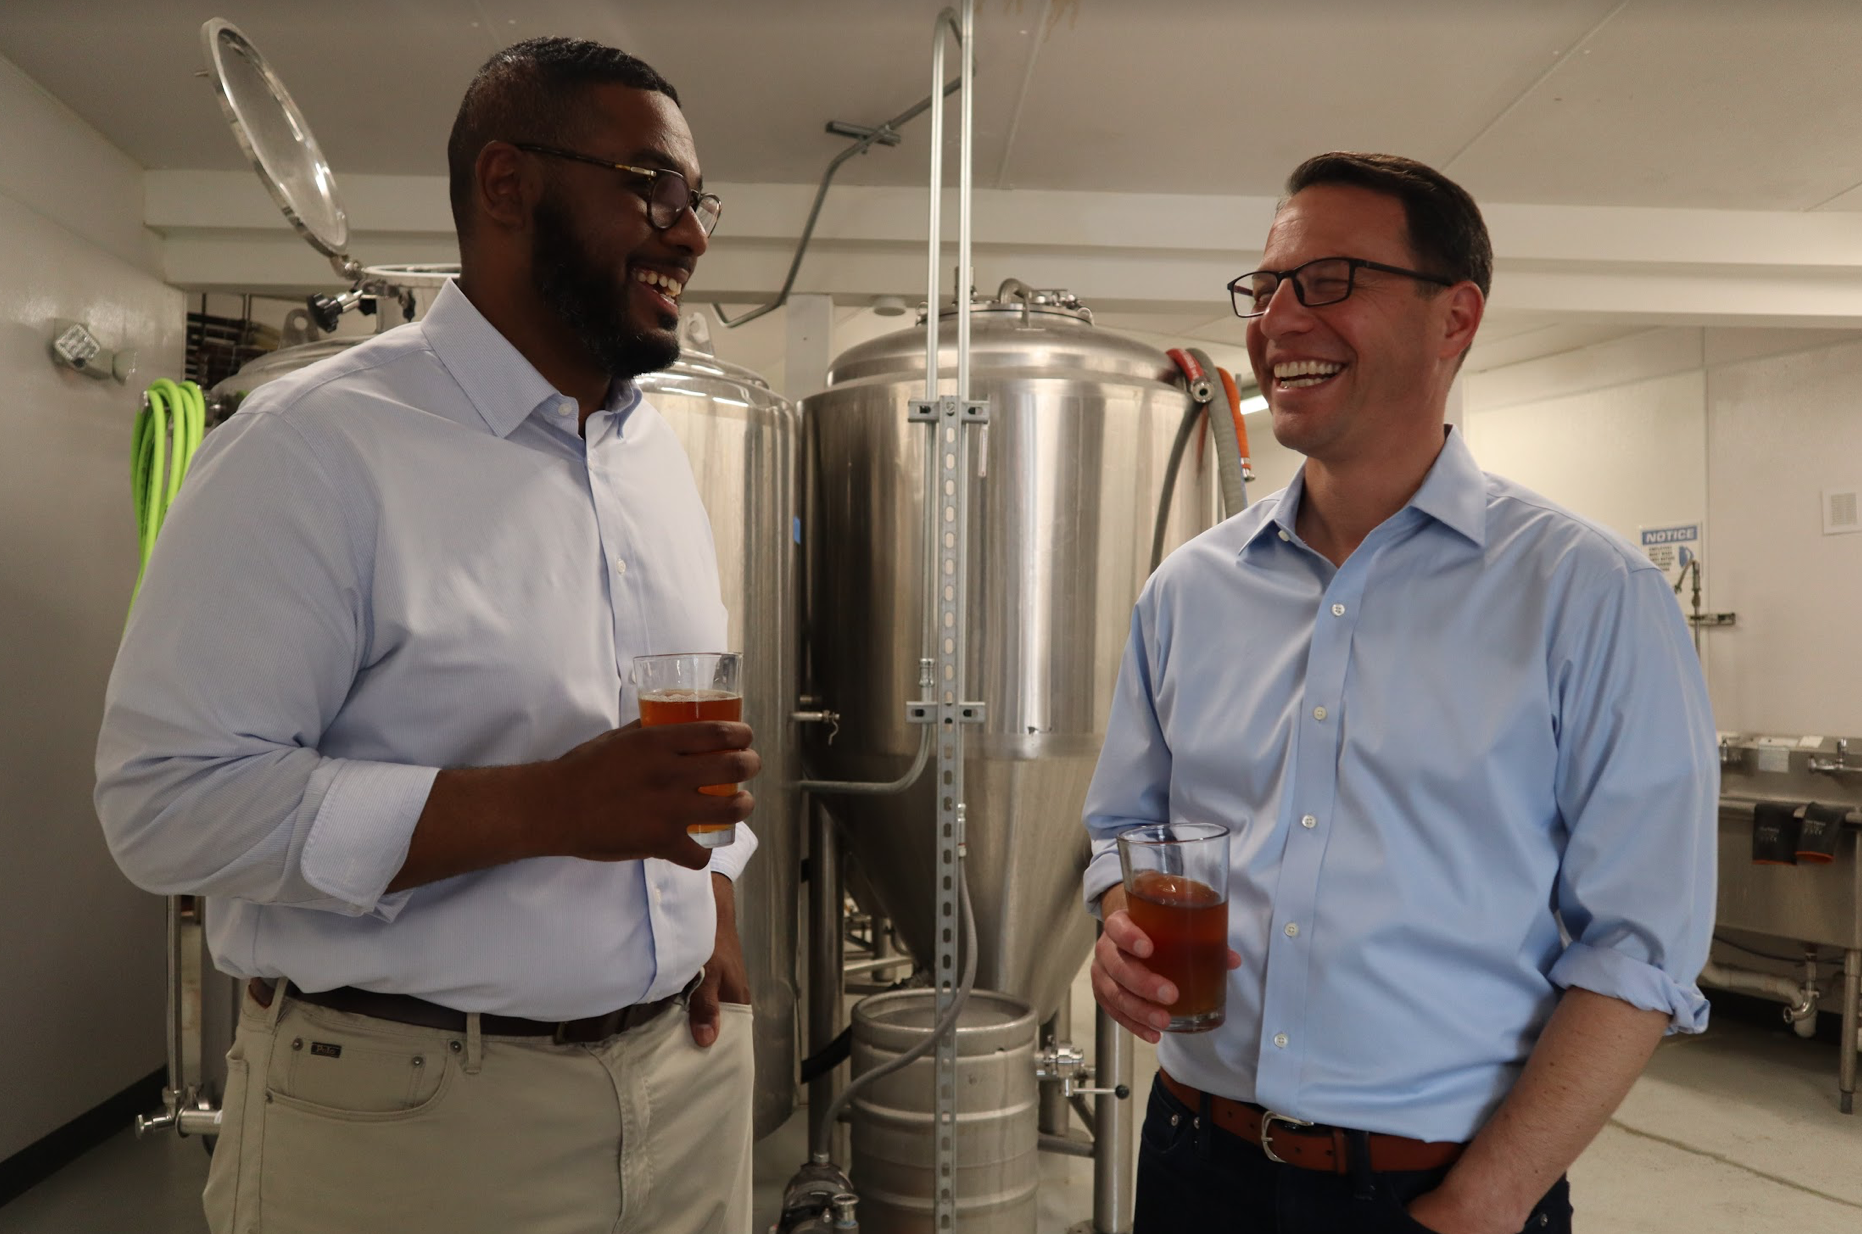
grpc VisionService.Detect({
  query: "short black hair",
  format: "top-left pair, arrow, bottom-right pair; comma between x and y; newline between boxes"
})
1284,152 -> 1492,298
447,37 -> 679,236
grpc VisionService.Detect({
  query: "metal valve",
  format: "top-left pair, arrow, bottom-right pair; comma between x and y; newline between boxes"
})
1036,1042 -> 1130,1100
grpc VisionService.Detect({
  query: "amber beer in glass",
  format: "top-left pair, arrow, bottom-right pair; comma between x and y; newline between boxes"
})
633,652 -> 743,848
1117,822 -> 1230,1032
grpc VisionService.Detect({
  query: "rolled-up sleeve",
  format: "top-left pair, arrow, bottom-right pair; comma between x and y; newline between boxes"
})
95,410 -> 431,918
1081,589 -> 1175,913
1548,561 -> 1717,1032
704,823 -> 759,881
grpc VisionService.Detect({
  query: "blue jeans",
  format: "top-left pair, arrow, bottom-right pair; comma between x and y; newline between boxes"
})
1134,1076 -> 1574,1233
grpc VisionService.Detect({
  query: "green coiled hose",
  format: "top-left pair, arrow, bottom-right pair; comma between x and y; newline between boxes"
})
129,378 -> 206,614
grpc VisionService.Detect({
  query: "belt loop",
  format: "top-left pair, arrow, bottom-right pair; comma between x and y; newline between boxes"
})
464,1012 -> 484,1075
263,979 -> 291,1029
1344,1128 -> 1376,1198
1194,1090 -> 1214,1156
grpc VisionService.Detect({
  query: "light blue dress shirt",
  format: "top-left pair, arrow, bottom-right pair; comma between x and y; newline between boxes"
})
97,280 -> 755,1020
1083,427 -> 1716,1142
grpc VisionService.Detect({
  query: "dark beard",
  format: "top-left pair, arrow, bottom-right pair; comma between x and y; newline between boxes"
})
530,192 -> 679,381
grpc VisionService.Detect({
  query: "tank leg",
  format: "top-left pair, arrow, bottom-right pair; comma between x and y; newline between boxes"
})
1040,1002 -> 1073,1135
808,801 -> 849,1163
1842,948 -> 1858,1115
1091,1003 -> 1134,1233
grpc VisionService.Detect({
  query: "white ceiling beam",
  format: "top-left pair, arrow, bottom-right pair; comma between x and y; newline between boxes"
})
146,171 -> 1862,326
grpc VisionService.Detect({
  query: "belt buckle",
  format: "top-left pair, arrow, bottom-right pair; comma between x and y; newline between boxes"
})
1259,1110 -> 1314,1164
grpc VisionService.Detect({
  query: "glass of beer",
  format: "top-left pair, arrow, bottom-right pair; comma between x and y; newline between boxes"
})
1116,822 -> 1230,1032
632,652 -> 743,848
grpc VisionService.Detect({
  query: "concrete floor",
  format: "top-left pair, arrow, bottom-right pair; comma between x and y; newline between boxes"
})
4,965 -> 1859,1234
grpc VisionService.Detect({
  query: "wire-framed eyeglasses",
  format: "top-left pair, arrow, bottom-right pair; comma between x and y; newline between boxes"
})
512,142 -> 722,236
1228,256 -> 1453,319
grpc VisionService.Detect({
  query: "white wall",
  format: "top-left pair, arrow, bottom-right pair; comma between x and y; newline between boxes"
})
1463,326 -> 1862,737
0,53 -> 179,1161
1703,333 -> 1862,736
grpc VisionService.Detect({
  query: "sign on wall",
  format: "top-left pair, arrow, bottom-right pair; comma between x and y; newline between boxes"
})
1638,522 -> 1702,592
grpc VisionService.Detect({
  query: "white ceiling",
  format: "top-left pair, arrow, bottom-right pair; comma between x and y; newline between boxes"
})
8,0 -> 1862,381
3,0 -> 1862,211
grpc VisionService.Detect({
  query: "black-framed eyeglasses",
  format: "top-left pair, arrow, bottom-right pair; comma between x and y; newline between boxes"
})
512,142 -> 722,236
1228,256 -> 1453,319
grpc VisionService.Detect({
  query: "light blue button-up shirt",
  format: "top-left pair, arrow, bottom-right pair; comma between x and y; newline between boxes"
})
1084,427 -> 1716,1142
97,280 -> 755,1019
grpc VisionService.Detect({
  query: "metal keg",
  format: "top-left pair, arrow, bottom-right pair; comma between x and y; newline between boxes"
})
849,990 -> 1039,1233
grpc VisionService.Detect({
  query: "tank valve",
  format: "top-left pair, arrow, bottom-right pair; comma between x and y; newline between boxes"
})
1037,1042 -> 1130,1099
792,709 -> 841,745
776,1160 -> 859,1233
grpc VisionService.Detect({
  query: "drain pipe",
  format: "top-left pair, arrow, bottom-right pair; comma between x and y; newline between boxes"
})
1699,960 -> 1820,1036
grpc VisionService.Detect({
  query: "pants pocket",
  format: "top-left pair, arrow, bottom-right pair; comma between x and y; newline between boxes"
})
266,1009 -> 452,1120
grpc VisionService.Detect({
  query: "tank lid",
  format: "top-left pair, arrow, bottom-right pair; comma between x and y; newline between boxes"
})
921,279 -> 1094,326
201,19 -> 355,280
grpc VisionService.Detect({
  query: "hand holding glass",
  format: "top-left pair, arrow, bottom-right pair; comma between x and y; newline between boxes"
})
1116,822 -> 1230,1032
633,652 -> 743,848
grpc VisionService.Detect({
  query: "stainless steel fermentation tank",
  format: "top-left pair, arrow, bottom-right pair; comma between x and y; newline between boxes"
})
802,289 -> 1216,1022
202,335 -> 804,1140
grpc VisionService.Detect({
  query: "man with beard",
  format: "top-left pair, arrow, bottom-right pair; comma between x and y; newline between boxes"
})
96,39 -> 758,1234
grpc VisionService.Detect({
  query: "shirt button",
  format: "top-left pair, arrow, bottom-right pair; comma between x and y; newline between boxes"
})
1277,530 -> 1290,542
556,399 -> 574,417
614,559 -> 628,575
1312,705 -> 1328,721
1301,814 -> 1317,829
1273,1032 -> 1289,1049
1284,923 -> 1300,938
1331,603 -> 1346,617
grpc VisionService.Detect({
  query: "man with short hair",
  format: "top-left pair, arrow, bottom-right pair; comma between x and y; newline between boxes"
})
1084,152 -> 1716,1233
97,38 -> 757,1234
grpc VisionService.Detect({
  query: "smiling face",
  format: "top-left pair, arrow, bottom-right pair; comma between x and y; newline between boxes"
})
1246,183 -> 1469,466
528,83 -> 709,381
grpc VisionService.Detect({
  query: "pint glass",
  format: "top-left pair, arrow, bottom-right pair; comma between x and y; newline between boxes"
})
633,652 -> 743,848
1116,822 -> 1230,1032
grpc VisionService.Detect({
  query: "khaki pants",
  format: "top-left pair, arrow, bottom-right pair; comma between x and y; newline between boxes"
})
203,982 -> 754,1234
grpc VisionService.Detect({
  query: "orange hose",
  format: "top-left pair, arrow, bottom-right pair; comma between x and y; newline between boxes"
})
1216,367 -> 1254,480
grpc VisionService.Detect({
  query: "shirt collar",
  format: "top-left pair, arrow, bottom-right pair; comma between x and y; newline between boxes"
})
1407,426 -> 1488,548
1241,424 -> 1488,555
420,279 -> 568,439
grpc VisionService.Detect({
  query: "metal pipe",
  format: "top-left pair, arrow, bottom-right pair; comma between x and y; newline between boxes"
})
1843,949 -> 1858,1115
1699,960 -> 1820,1032
842,954 -> 913,976
1092,1002 -> 1134,1233
714,75 -> 962,329
1039,1003 -> 1072,1135
956,1 -> 974,405
164,896 -> 184,1103
924,9 -> 954,403
1039,1133 -> 1096,1159
1800,949 -> 1824,1040
798,722 -> 934,795
807,800 -> 848,1164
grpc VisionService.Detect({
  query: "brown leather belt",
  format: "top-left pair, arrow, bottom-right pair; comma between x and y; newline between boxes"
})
1158,1070 -> 1464,1174
249,979 -> 678,1045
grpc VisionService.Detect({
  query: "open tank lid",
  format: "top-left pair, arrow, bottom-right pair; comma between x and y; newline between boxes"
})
201,18 -> 356,279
